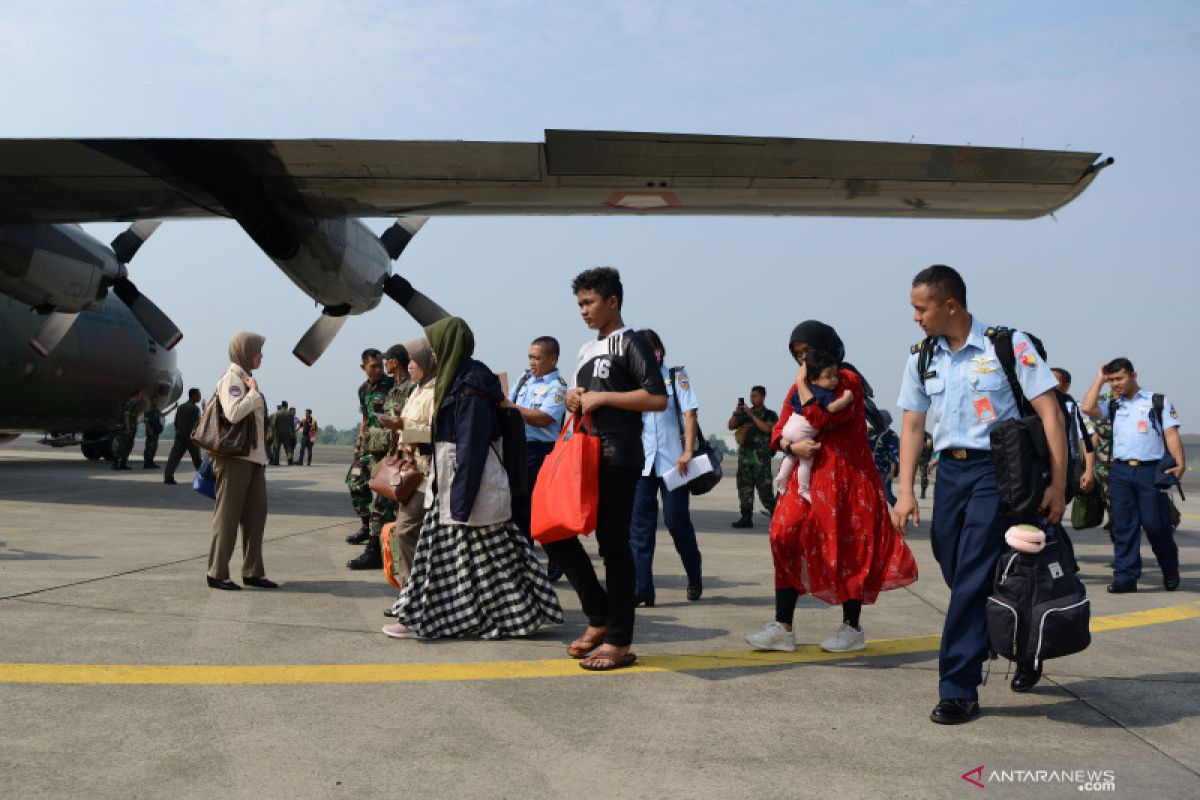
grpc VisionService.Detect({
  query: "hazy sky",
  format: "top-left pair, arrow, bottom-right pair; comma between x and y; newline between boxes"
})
2,1 -> 1197,434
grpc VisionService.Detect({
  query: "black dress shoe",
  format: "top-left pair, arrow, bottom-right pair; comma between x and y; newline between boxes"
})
243,577 -> 278,589
686,583 -> 703,602
1164,573 -> 1181,591
634,594 -> 656,608
163,478 -> 178,485
1107,581 -> 1137,594
206,576 -> 241,591
1010,664 -> 1042,693
929,699 -> 980,725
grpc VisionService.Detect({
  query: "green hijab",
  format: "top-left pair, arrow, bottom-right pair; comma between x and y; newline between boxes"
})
425,316 -> 475,409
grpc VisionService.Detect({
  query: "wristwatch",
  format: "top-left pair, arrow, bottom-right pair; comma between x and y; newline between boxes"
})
779,438 -> 791,455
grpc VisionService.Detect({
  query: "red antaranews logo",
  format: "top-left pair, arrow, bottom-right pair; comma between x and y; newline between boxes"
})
962,765 -> 985,788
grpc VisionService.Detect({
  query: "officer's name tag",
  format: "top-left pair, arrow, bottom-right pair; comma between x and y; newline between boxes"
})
921,370 -> 938,380
973,396 -> 997,423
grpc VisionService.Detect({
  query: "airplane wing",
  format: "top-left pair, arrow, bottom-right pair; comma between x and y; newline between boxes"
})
0,130 -> 1108,224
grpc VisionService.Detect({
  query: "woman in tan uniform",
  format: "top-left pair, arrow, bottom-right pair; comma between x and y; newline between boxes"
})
206,331 -> 276,591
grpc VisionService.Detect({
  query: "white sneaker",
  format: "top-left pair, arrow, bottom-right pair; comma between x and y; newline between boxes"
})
382,623 -> 420,639
744,621 -> 796,652
820,623 -> 866,653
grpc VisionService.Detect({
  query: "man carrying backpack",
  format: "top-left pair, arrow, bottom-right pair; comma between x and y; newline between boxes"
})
893,265 -> 1068,725
1080,358 -> 1184,594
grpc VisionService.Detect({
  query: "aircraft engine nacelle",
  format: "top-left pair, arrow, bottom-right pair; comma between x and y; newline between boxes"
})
0,225 -> 121,312
269,218 -> 389,315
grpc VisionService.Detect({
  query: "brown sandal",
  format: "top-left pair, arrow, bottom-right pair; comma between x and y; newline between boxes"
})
567,628 -> 606,659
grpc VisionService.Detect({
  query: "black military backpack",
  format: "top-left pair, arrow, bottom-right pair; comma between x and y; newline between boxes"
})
986,527 -> 1090,670
914,327 -> 1081,516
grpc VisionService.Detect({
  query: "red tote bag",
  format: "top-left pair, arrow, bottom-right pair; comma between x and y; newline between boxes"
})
531,413 -> 601,544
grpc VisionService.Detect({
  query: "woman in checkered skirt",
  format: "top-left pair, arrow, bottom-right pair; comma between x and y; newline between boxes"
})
383,317 -> 564,639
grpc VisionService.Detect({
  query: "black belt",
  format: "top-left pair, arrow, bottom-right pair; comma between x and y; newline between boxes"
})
940,448 -> 991,461
1115,458 -> 1159,468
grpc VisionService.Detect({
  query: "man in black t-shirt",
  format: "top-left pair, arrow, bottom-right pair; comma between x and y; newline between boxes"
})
547,267 -> 667,671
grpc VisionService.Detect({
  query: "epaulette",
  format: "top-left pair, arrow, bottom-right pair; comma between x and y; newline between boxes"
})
556,375 -> 567,386
910,341 -> 922,355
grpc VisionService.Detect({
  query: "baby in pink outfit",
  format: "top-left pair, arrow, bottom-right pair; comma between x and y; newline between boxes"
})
774,359 -> 853,500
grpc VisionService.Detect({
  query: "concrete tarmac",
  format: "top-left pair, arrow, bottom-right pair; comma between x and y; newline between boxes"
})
1,439 -> 1197,799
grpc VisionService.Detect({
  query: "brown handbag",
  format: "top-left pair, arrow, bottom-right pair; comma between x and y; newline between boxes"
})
369,453 -> 422,504
192,391 -> 257,457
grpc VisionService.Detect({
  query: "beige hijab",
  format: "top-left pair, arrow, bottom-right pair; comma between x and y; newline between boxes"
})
228,332 -> 266,373
404,337 -> 437,385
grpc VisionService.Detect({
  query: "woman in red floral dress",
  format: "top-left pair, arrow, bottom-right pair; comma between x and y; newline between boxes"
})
745,321 -> 918,654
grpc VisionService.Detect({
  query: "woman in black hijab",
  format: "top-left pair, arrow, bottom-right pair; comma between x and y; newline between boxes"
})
744,320 -> 917,654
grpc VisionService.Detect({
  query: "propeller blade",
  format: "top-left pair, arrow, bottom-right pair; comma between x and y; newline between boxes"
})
28,311 -> 81,357
110,220 -> 163,263
382,274 -> 449,326
379,217 -> 428,260
110,277 -> 183,350
293,313 -> 349,366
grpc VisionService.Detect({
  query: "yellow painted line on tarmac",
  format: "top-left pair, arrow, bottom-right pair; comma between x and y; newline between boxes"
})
1,601 -> 1196,686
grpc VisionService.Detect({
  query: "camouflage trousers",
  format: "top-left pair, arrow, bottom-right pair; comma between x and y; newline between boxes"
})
111,432 -> 134,462
346,451 -> 398,535
918,460 -> 930,496
737,448 -> 776,514
143,432 -> 160,464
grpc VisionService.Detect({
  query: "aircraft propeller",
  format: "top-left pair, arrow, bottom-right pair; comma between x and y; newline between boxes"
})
292,216 -> 446,365
29,220 -> 182,355
107,221 -> 183,350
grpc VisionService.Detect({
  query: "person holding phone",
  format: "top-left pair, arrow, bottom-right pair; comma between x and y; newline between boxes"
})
728,386 -> 778,527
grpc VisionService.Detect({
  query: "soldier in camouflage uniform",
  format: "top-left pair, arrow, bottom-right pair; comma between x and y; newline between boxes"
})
728,385 -> 778,528
918,431 -> 933,499
111,387 -> 143,471
352,345 -> 417,564
1091,403 -> 1114,532
141,404 -> 165,469
345,349 -> 397,569
268,402 -> 294,465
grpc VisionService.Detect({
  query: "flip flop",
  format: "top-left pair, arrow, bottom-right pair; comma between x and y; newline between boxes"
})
579,652 -> 638,672
567,629 -> 606,659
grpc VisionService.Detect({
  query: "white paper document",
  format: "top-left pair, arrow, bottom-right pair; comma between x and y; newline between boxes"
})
661,453 -> 714,492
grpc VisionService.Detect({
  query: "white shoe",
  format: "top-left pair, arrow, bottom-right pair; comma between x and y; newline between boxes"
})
820,622 -> 866,653
744,621 -> 796,652
382,623 -> 420,639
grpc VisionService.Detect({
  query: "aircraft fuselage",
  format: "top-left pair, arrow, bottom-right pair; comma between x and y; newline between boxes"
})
0,293 -> 181,436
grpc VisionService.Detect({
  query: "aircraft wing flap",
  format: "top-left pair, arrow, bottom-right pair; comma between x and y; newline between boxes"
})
544,130 -> 1101,184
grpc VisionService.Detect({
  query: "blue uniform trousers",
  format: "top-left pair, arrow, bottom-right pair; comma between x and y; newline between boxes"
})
1108,461 -> 1179,584
930,455 -> 1011,702
629,470 -> 702,598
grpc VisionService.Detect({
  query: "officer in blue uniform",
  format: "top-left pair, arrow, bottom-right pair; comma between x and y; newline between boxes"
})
629,329 -> 704,606
504,336 -> 568,580
893,265 -> 1067,725
1080,357 -> 1184,593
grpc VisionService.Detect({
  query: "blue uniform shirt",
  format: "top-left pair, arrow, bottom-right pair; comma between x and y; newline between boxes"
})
897,318 -> 1058,452
510,369 -> 568,443
641,365 -> 699,477
1095,388 -> 1179,461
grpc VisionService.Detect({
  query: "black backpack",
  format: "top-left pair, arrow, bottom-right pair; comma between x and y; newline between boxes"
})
986,527 -> 1090,670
